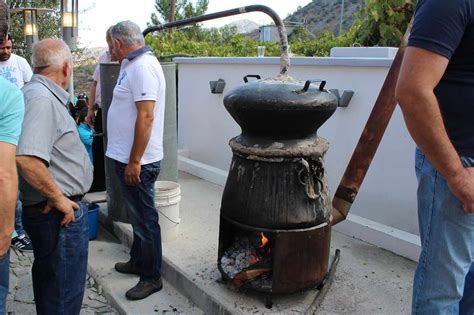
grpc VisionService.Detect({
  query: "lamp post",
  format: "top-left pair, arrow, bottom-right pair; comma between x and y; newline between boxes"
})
60,0 -> 78,50
10,3 -> 51,53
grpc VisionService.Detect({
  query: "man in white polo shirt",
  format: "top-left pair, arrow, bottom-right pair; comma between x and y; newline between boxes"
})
106,20 -> 165,300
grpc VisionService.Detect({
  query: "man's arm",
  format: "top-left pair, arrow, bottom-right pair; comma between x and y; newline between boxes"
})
87,80 -> 98,123
16,155 -> 78,225
396,46 -> 474,212
0,142 -> 17,256
124,100 -> 155,186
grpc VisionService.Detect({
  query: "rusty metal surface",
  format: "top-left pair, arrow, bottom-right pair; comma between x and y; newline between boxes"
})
331,18 -> 414,225
272,224 -> 331,294
217,217 -> 332,295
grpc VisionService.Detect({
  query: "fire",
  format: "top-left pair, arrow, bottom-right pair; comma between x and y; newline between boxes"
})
260,232 -> 269,248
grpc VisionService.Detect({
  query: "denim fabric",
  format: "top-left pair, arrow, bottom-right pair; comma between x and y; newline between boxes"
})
114,160 -> 162,281
14,197 -> 24,236
23,201 -> 89,315
413,148 -> 474,315
0,250 -> 9,315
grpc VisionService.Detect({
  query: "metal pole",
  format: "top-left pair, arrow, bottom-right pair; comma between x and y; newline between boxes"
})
339,0 -> 344,36
142,5 -> 290,75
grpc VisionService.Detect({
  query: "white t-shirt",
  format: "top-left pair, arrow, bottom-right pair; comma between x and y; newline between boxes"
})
0,54 -> 33,88
92,51 -> 111,107
106,49 -> 166,165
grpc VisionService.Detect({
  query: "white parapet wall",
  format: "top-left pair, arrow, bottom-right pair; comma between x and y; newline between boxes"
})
174,47 -> 421,261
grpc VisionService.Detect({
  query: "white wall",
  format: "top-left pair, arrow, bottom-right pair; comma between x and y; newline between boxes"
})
175,53 -> 420,260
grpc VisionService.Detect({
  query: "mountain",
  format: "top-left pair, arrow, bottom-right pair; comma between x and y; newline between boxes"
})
285,0 -> 365,36
224,19 -> 261,34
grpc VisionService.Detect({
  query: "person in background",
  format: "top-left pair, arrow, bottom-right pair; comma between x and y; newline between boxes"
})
87,26 -> 116,192
396,0 -> 474,313
0,33 -> 33,252
0,33 -> 32,87
107,20 -> 165,300
0,1 -> 25,313
77,107 -> 94,163
16,38 -> 92,315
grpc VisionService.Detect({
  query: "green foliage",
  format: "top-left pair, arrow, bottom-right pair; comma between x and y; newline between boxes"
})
150,0 -> 209,25
146,0 -> 416,58
350,0 -> 417,46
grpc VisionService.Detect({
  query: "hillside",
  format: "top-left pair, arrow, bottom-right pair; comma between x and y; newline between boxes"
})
285,0 -> 364,36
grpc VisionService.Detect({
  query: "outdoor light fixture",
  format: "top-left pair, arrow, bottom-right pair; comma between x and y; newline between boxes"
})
22,8 -> 37,52
10,4 -> 51,53
61,0 -> 78,50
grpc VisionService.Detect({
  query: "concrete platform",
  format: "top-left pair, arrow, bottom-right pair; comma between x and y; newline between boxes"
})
106,171 -> 416,314
88,228 -> 203,314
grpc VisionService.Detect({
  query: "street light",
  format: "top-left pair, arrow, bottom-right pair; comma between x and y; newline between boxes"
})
22,8 -> 37,52
61,0 -> 78,50
10,6 -> 51,53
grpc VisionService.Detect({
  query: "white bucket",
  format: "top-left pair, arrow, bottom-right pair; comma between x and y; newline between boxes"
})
155,181 -> 181,242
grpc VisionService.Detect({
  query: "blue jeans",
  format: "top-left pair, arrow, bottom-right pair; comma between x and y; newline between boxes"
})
0,250 -> 9,315
23,201 -> 89,315
114,160 -> 162,282
14,197 -> 24,237
413,148 -> 474,315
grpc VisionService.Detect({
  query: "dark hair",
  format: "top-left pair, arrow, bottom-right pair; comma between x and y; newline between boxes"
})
0,1 -> 10,43
77,107 -> 89,125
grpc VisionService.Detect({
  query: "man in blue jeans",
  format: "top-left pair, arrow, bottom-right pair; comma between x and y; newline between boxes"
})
396,0 -> 474,314
16,39 -> 93,315
106,21 -> 166,300
0,2 -> 25,313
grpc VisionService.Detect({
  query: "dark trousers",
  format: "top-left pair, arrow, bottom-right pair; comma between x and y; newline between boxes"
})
114,160 -> 162,281
0,250 -> 9,315
23,202 -> 89,315
90,108 -> 105,192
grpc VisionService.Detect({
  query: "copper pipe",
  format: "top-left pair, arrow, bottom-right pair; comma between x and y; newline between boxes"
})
142,5 -> 290,75
331,18 -> 414,225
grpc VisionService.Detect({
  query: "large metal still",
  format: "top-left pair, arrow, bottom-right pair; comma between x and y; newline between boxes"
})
218,75 -> 338,298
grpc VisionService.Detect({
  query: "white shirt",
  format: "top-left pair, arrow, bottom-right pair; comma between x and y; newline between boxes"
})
0,54 -> 33,88
92,51 -> 111,107
106,48 -> 166,165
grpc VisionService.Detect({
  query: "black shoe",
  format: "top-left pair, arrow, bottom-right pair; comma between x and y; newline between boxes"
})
114,261 -> 142,275
125,278 -> 163,300
11,234 -> 33,252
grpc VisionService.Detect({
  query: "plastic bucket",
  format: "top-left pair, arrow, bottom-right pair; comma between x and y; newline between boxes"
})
87,203 -> 100,240
155,181 -> 181,242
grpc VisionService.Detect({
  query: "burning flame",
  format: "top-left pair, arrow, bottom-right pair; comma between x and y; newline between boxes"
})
260,232 -> 269,248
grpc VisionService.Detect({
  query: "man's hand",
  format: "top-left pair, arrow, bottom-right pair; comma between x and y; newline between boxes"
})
447,168 -> 474,213
125,162 -> 141,186
86,108 -> 96,124
43,194 -> 79,226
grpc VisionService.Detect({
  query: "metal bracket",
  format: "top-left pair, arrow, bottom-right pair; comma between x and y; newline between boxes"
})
209,78 -> 226,94
329,89 -> 355,107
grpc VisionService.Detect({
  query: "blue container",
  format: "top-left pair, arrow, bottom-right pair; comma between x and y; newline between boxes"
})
87,203 -> 100,240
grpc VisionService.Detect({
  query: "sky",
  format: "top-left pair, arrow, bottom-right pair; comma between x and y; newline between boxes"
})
79,0 -> 312,47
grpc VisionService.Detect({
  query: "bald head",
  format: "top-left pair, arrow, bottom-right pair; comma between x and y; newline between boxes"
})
32,39 -> 71,73
0,1 -> 9,43
32,39 -> 72,89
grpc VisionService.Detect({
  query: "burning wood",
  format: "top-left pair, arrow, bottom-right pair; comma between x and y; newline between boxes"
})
220,233 -> 273,285
232,267 -> 271,288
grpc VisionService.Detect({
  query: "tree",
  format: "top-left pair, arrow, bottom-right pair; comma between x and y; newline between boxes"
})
150,0 -> 209,25
350,0 -> 416,47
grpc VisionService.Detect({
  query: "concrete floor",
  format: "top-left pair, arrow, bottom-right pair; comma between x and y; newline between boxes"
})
106,171 -> 417,314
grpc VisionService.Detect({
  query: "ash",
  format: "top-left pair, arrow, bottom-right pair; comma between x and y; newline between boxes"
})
220,237 -> 258,279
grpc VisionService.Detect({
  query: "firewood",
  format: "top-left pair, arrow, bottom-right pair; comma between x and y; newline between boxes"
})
232,268 -> 271,288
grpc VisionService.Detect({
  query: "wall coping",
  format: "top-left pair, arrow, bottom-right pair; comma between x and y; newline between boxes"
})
173,56 -> 394,67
